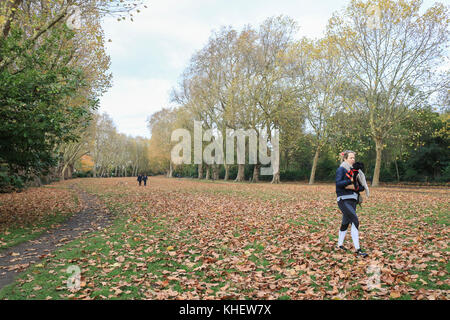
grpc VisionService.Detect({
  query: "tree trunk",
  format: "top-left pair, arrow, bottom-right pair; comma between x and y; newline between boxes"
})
268,124 -> 280,184
372,138 -> 383,187
284,149 -> 289,171
235,164 -> 245,182
34,175 -> 43,187
61,163 -> 68,180
212,164 -> 219,180
309,146 -> 320,185
252,164 -> 260,183
268,145 -> 280,184
168,162 -> 173,178
198,163 -> 203,179
271,170 -> 280,184
224,164 -> 229,181
434,166 -> 440,180
68,164 -> 73,178
205,165 -> 210,180
394,159 -> 400,182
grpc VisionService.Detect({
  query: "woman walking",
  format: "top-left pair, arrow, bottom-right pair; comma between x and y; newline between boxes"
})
336,150 -> 368,257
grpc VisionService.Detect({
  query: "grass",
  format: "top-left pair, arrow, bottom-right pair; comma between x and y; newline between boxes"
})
0,186 -> 79,251
0,214 -> 164,299
0,191 -> 79,251
0,210 -> 76,252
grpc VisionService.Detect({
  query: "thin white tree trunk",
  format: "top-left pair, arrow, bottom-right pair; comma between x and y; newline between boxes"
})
309,146 -> 320,185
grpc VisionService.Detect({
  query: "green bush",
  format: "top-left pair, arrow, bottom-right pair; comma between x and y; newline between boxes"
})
72,171 -> 92,178
280,169 -> 306,181
173,164 -> 197,178
403,168 -> 420,182
437,163 -> 450,182
0,172 -> 24,193
315,157 -> 337,181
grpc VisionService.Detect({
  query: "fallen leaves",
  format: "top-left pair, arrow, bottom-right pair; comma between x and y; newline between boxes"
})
6,263 -> 30,271
0,185 -> 81,241
2,176 -> 449,300
115,256 -> 125,263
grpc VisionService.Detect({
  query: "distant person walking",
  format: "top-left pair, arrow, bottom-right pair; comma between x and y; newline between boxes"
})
335,150 -> 368,257
137,174 -> 142,186
143,174 -> 148,186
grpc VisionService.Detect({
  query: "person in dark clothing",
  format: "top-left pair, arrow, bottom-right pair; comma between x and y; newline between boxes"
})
137,174 -> 142,186
335,150 -> 368,258
143,174 -> 148,186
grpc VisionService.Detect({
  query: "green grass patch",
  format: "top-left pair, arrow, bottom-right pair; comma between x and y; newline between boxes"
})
0,210 -> 76,252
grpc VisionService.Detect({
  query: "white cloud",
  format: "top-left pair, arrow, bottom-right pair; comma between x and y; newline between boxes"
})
99,77 -> 172,138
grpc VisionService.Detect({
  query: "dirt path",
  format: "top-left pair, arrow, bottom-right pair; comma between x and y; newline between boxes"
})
0,188 -> 112,290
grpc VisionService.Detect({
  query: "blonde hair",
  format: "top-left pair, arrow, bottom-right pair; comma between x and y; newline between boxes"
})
340,150 -> 356,162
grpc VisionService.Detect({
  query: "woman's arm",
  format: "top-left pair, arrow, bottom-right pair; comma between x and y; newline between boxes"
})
336,167 -> 352,188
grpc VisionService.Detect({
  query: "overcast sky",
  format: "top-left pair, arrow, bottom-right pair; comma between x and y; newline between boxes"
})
98,0 -> 439,138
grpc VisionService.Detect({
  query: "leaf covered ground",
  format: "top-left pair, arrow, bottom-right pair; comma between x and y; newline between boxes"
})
0,184 -> 81,250
0,176 -> 448,300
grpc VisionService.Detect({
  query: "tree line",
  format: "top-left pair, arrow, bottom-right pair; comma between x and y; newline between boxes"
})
61,112 -> 151,180
147,0 -> 449,186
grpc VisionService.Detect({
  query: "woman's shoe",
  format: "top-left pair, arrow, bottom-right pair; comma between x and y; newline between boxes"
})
355,248 -> 368,257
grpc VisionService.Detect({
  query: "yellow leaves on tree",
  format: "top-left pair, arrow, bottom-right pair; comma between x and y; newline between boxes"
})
80,155 -> 94,172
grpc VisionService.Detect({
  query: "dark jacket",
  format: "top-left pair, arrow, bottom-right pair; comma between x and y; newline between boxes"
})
335,166 -> 365,201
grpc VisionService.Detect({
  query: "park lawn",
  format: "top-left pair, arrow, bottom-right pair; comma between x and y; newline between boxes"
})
0,184 -> 80,251
0,176 -> 448,300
